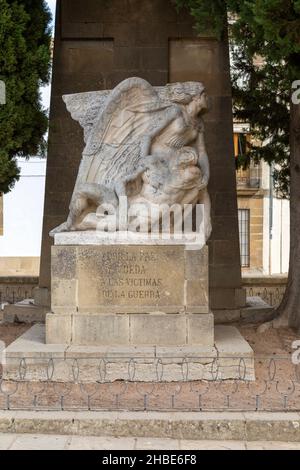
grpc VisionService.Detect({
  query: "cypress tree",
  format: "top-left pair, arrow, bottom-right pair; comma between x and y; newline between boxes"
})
0,0 -> 52,193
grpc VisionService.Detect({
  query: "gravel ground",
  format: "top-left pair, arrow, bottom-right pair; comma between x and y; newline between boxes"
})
0,322 -> 32,348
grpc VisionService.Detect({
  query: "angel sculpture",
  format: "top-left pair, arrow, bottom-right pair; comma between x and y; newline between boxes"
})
51,77 -> 212,240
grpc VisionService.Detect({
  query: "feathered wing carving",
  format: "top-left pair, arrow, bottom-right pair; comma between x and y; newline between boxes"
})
69,77 -> 180,200
63,91 -> 110,144
62,85 -> 177,145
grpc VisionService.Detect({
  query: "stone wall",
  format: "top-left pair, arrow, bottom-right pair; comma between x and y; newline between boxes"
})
243,276 -> 287,307
39,0 -> 244,311
0,277 -> 38,304
0,258 -> 40,277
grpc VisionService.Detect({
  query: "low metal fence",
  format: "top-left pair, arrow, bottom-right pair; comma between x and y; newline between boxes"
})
0,355 -> 299,412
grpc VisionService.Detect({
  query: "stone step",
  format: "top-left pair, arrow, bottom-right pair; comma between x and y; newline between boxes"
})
3,323 -> 255,382
214,296 -> 274,324
0,411 -> 300,442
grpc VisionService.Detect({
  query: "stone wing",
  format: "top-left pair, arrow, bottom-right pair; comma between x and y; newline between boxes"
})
72,77 -> 178,194
63,90 -> 110,144
63,85 -> 177,145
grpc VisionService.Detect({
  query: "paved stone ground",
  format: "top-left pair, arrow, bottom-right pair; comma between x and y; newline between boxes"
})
1,433 -> 300,450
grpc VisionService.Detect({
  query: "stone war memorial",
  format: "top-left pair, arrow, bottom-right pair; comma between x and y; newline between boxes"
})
4,0 -> 254,382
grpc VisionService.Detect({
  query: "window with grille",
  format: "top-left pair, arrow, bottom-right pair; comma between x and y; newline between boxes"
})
238,209 -> 250,267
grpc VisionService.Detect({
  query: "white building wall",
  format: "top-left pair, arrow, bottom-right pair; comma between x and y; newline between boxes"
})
277,198 -> 290,273
270,199 -> 283,274
261,161 -> 290,275
266,198 -> 289,275
263,190 -> 270,274
0,158 -> 46,258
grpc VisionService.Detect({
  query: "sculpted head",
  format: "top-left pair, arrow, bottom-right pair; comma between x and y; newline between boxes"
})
165,81 -> 208,115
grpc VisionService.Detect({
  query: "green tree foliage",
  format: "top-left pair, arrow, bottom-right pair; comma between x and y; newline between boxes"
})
0,0 -> 52,193
174,0 -> 300,197
229,0 -> 300,197
174,0 -> 227,39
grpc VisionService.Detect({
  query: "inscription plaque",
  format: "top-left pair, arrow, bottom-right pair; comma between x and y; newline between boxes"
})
77,246 -> 185,313
51,243 -> 209,316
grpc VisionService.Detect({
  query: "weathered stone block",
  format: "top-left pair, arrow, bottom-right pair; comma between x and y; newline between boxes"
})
209,265 -> 242,289
140,47 -> 168,70
210,288 -> 244,310
213,240 -> 239,265
214,325 -> 254,380
187,314 -> 214,346
51,279 -> 77,314
130,314 -> 187,346
33,287 -> 51,307
213,309 -> 241,324
114,46 -> 141,70
185,246 -> 208,280
72,314 -> 130,346
46,313 -> 72,344
51,245 -> 77,280
235,288 -> 247,308
185,280 -> 209,310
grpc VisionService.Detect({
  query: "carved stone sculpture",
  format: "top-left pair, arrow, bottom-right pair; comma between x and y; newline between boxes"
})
51,77 -> 212,239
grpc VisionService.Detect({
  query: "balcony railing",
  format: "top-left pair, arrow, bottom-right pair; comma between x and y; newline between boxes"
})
236,166 -> 260,189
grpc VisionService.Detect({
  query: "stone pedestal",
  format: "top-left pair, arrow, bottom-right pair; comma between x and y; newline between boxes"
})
3,233 -> 255,382
47,233 -> 212,347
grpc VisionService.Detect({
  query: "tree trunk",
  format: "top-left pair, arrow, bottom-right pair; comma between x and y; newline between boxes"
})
274,100 -> 300,330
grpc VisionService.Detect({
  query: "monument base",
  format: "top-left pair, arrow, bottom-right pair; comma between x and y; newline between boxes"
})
48,237 -> 212,348
3,324 -> 255,382
4,235 -> 254,382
